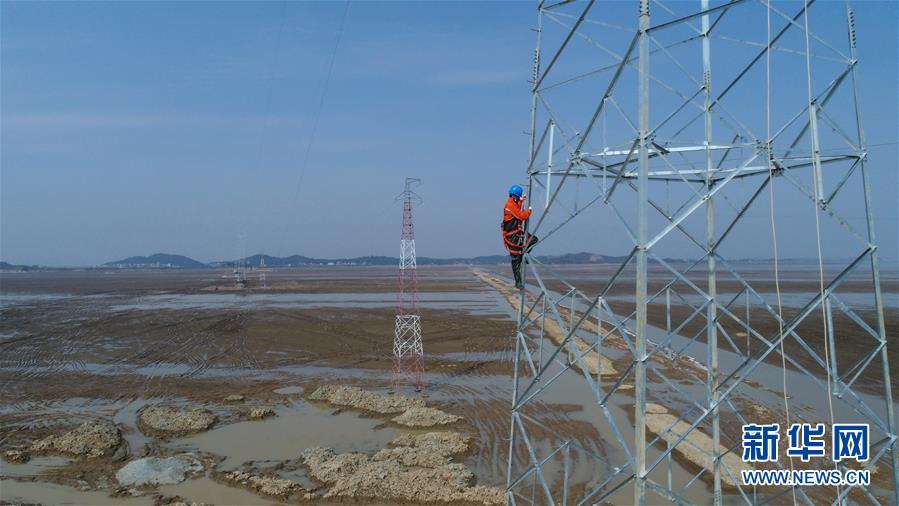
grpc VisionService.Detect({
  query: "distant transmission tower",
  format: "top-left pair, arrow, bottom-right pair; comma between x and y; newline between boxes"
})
393,177 -> 424,392
505,0 -> 897,504
234,257 -> 248,289
234,234 -> 248,289
258,256 -> 269,289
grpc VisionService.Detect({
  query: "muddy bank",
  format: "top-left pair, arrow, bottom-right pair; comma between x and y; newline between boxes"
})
220,469 -> 304,499
176,400 -> 399,470
308,385 -> 462,428
307,385 -> 424,414
392,407 -> 462,427
28,420 -> 121,459
139,407 -> 216,436
303,430 -> 503,505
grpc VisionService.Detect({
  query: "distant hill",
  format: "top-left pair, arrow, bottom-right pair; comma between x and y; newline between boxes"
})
209,251 -> 631,267
210,254 -> 431,267
0,261 -> 33,271
13,253 -> 843,271
210,254 -> 316,268
105,253 -> 207,269
211,254 -> 403,267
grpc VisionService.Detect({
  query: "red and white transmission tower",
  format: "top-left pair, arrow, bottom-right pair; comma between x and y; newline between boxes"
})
393,177 -> 424,392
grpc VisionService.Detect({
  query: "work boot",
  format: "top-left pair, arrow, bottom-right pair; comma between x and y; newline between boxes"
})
515,280 -> 525,290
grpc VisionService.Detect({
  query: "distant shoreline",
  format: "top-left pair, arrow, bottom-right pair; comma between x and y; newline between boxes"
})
3,255 -> 891,272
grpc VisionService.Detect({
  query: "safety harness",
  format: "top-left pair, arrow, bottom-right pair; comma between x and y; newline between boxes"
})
502,216 -> 525,255
502,195 -> 531,255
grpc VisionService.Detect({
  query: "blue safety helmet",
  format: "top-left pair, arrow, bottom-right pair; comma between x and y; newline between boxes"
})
509,185 -> 524,198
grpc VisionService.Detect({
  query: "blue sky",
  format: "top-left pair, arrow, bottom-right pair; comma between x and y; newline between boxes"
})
1,1 -> 896,266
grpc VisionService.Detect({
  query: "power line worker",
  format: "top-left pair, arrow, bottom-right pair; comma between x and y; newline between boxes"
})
502,185 -> 539,289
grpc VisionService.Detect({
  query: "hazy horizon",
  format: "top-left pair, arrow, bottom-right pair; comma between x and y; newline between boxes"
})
4,249 -> 895,269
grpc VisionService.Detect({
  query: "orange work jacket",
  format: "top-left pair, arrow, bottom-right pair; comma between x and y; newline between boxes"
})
501,196 -> 532,254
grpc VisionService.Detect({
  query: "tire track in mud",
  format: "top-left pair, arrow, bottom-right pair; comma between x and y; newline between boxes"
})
0,299 -> 107,399
136,309 -> 257,392
419,339 -> 561,490
447,387 -> 611,492
119,312 -> 221,364
266,307 -> 390,364
0,396 -> 150,450
180,309 -> 260,378
133,311 -> 205,394
1,291 -> 269,407
266,310 -> 326,362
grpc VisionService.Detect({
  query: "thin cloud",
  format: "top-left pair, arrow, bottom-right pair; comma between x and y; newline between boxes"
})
3,113 -> 307,129
428,67 -> 522,87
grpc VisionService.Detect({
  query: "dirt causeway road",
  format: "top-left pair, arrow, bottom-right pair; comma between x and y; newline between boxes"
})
1,265 -> 896,504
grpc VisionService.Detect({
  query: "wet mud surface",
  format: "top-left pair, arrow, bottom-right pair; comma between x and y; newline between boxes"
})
0,267 -> 519,505
1,265 -> 895,504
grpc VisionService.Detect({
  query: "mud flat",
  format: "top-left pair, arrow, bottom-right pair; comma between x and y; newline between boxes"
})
3,265 -> 892,503
0,267 -> 524,505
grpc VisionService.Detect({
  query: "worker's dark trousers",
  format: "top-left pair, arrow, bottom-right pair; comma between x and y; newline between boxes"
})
510,234 -> 539,288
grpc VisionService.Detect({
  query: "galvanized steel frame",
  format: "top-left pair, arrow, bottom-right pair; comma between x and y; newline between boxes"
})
505,0 -> 897,504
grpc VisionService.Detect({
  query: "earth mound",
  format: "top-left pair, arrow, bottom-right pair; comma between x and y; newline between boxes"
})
30,420 -> 120,458
302,430 -> 502,505
308,385 -> 424,414
139,406 -> 216,435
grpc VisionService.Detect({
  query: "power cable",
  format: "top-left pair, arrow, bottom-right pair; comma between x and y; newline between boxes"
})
802,0 -> 841,499
765,3 -> 797,503
278,0 -> 351,256
242,1 -> 289,257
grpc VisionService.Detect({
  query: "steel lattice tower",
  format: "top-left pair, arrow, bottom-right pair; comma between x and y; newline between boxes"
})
504,0 -> 897,504
258,256 -> 269,289
394,177 -> 424,392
